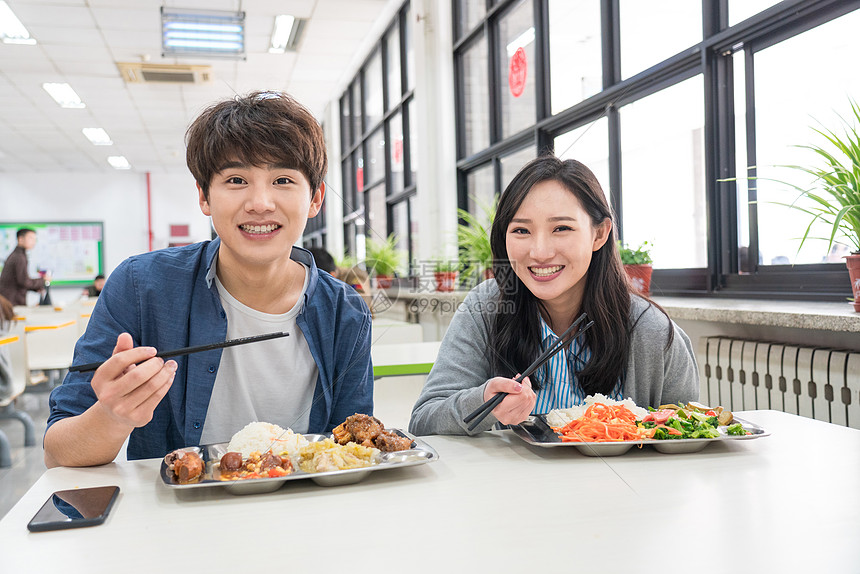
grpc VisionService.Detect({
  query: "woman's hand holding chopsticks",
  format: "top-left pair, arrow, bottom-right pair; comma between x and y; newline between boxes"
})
480,375 -> 536,425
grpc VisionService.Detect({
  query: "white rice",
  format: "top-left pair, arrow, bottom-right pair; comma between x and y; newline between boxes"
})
545,394 -> 649,428
226,422 -> 309,461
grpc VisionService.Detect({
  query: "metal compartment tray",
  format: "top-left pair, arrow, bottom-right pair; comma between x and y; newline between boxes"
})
511,415 -> 770,457
160,429 -> 438,495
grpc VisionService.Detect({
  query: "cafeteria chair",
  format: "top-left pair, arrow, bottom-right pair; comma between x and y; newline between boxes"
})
20,314 -> 77,390
0,329 -> 37,468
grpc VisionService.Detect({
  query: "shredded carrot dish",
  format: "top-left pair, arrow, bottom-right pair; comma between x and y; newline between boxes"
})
552,403 -> 647,442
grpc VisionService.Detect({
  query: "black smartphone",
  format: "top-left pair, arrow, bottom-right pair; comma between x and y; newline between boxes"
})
27,485 -> 120,532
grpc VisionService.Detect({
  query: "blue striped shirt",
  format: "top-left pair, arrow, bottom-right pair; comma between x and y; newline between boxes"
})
532,316 -> 622,414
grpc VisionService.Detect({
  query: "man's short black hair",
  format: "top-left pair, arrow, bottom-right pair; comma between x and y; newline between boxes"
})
185,91 -> 327,200
16,228 -> 35,239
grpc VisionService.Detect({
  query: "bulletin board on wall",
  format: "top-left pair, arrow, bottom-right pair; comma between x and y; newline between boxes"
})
0,222 -> 104,286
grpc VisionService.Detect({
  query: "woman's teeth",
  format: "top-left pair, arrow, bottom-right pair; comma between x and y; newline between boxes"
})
241,224 -> 279,234
530,265 -> 563,277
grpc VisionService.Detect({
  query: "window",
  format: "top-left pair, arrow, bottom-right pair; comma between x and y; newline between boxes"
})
499,146 -> 535,191
554,117 -> 610,198
548,0 -> 602,114
738,10 -> 860,266
619,0 -> 701,80
336,2 -> 416,272
453,0 -> 858,301
466,163 -> 495,222
460,35 -> 490,157
620,76 -> 706,269
497,0 -> 536,139
386,27 -> 402,108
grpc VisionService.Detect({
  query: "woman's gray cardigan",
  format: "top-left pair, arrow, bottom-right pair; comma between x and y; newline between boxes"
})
408,280 -> 700,436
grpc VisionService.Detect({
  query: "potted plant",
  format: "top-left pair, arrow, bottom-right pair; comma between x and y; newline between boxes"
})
433,258 -> 460,292
767,99 -> 860,311
457,198 -> 496,285
618,240 -> 653,294
364,233 -> 402,289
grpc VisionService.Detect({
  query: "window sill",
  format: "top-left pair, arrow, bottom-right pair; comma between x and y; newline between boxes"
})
386,290 -> 860,333
653,296 -> 860,333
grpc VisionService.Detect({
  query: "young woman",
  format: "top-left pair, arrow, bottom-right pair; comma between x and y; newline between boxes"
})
409,156 -> 698,435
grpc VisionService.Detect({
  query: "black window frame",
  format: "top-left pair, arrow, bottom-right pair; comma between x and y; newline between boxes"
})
336,2 -> 417,273
452,0 -> 858,301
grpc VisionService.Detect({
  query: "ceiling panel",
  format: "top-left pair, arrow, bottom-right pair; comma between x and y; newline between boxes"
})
0,0 -> 402,173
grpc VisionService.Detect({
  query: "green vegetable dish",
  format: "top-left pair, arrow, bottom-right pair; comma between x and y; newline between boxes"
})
636,401 -> 751,440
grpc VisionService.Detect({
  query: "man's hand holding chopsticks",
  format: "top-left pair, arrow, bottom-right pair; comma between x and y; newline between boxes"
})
482,375 -> 536,425
91,333 -> 177,430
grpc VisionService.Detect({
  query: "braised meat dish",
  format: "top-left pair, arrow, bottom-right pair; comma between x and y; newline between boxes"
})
332,414 -> 414,452
217,450 -> 293,481
165,449 -> 204,483
374,429 -> 413,452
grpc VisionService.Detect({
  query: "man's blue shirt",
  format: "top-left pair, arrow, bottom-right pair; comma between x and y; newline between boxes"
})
47,240 -> 374,460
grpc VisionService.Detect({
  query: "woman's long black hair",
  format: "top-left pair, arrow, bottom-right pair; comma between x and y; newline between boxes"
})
488,156 -> 661,395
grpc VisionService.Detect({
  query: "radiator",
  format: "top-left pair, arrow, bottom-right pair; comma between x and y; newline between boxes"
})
698,337 -> 860,430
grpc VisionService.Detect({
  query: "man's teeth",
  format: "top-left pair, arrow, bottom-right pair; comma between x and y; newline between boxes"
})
530,265 -> 563,277
241,224 -> 279,234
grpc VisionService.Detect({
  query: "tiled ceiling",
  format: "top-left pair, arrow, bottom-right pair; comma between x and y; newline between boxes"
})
0,0 -> 395,173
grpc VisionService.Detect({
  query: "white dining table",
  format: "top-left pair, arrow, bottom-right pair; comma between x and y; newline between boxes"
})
1,410 -> 858,573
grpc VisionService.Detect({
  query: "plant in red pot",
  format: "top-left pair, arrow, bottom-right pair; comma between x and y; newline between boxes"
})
618,240 -> 653,295
433,258 -> 460,292
457,198 -> 496,287
365,233 -> 402,290
768,99 -> 860,311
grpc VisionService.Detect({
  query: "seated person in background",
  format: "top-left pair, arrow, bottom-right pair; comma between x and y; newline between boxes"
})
306,247 -> 338,277
45,91 -> 373,467
84,274 -> 105,298
409,156 -> 698,436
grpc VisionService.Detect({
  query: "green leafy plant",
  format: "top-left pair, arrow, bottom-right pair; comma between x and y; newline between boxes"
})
334,252 -> 357,270
617,240 -> 653,265
457,198 -> 496,281
433,258 -> 461,273
364,233 -> 403,277
766,99 -> 860,254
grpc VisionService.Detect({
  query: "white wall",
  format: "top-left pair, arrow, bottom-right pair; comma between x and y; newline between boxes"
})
0,170 -> 209,305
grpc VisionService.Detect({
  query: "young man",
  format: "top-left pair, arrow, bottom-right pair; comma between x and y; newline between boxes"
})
45,92 -> 373,467
0,228 -> 47,306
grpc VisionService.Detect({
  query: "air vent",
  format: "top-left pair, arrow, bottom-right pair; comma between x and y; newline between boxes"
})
116,62 -> 213,84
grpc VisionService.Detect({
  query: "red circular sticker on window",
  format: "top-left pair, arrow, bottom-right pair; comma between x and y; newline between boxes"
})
508,47 -> 527,98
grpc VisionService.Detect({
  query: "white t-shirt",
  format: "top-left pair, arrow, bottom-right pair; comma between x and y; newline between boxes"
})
199,263 -> 318,445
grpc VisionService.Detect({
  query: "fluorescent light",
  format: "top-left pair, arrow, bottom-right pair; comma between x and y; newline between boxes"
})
506,27 -> 535,57
82,128 -> 112,146
42,83 -> 86,109
269,15 -> 295,54
0,1 -> 35,44
107,156 -> 131,170
161,8 -> 245,58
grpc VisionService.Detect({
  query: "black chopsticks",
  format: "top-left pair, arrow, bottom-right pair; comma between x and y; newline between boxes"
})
463,313 -> 593,432
68,331 -> 290,373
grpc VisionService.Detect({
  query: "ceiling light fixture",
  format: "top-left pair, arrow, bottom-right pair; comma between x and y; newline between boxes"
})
82,128 -> 113,146
107,156 -> 131,170
161,7 -> 245,59
0,1 -> 35,45
269,14 -> 306,54
42,83 -> 86,109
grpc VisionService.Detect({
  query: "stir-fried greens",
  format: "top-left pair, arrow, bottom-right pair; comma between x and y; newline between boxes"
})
637,401 -> 750,440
